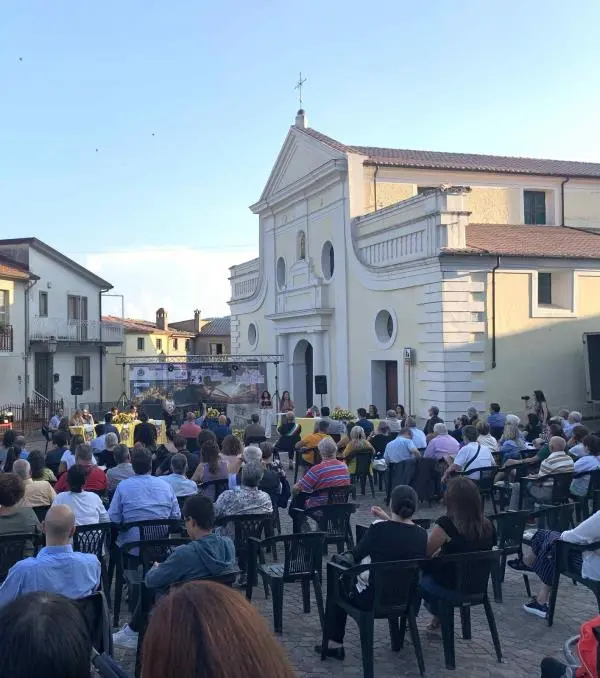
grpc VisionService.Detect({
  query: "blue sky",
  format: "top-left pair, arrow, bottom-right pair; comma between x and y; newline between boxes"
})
1,0 -> 599,319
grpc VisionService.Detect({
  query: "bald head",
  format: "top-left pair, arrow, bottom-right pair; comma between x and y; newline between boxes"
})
549,436 -> 566,453
43,505 -> 76,545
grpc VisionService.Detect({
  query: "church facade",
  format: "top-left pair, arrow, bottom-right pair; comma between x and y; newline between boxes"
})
229,111 -> 600,421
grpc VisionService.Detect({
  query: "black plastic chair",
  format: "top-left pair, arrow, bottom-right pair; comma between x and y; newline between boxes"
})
458,465 -> 498,513
111,519 -> 185,627
547,538 -> 600,627
518,472 -> 573,510
350,452 -> 375,498
423,550 -> 502,670
73,523 -> 112,605
293,503 -> 356,554
573,469 -> 600,521
245,435 -> 267,446
215,513 -> 274,576
267,492 -> 282,534
75,590 -> 112,656
247,532 -> 325,633
198,478 -> 229,502
0,533 -> 35,583
488,510 -> 530,603
325,485 -> 352,504
41,425 -> 52,453
32,505 -> 51,523
322,559 -> 425,678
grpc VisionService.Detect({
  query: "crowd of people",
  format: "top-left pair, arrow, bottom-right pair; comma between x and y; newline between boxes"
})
0,390 -> 598,677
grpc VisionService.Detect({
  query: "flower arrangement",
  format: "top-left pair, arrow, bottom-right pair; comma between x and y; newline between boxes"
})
113,413 -> 135,425
206,407 -> 220,419
232,429 -> 244,442
330,407 -> 353,421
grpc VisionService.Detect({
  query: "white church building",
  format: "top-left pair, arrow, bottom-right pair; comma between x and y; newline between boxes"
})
229,111 -> 600,421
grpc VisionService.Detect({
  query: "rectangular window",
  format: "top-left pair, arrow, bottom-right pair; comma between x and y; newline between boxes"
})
210,343 -> 223,355
538,272 -> 553,305
173,338 -> 178,350
137,337 -> 145,351
185,339 -> 190,351
39,291 -> 48,317
524,190 -> 546,224
74,356 -> 91,391
156,338 -> 163,351
0,290 -> 8,325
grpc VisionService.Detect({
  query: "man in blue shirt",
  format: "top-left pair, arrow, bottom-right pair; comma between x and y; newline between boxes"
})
109,447 -> 180,547
487,403 -> 506,438
384,428 -> 419,463
0,504 -> 100,607
355,409 -> 374,436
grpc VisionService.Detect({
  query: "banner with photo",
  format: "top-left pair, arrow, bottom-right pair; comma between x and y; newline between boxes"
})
129,361 -> 267,409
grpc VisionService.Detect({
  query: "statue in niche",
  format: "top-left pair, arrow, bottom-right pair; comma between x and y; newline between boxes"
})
299,231 -> 306,260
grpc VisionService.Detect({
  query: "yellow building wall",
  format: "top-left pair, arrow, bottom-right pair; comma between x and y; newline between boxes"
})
485,272 -> 600,415
364,180 -> 414,212
565,187 -> 600,229
466,187 -> 522,224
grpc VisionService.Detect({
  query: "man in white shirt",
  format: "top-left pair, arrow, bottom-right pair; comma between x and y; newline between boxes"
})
384,410 -> 402,433
405,417 -> 427,450
442,425 -> 495,482
383,429 -> 419,463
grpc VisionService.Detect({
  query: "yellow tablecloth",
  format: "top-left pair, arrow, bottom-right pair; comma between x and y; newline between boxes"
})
69,420 -> 167,447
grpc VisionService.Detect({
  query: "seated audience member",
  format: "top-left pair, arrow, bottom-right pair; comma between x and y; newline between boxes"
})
319,407 -> 346,437
293,437 -> 350,509
421,476 -> 496,630
157,435 -> 198,478
178,411 -> 202,441
220,434 -> 244,475
525,413 -> 543,443
295,419 -> 331,465
316,486 -> 428,659
258,442 -> 283,496
106,444 -> 135,492
383,428 -> 419,464
477,421 -> 499,453
70,409 -> 84,427
487,402 -> 506,438
395,404 -> 406,423
519,508 -> 600,619
140,581 -> 297,678
102,412 -> 120,440
0,592 -> 95,677
94,432 -> 119,469
44,431 -> 69,472
55,444 -> 107,494
367,404 -> 379,419
567,424 -> 590,458
133,412 -> 158,449
109,447 -> 180,548
355,408 -> 374,436
13,459 -> 55,508
0,505 -> 100,606
384,409 -> 402,433
499,415 -> 527,463
450,415 -> 469,442
81,408 -> 94,426
159,454 -> 198,497
59,434 -> 94,474
343,426 -> 375,475
424,422 -> 460,461
90,423 -> 108,452
423,406 -> 443,436
27,448 -> 57,484
570,435 -> 600,499
508,436 -> 574,511
13,435 -> 29,460
213,415 -> 232,445
0,473 -> 41,541
0,429 -> 16,469
214,462 -> 272,521
368,421 -> 392,457
466,406 -> 479,426
52,465 -> 110,526
564,410 -> 583,439
192,439 -> 229,484
243,413 -> 266,445
242,445 -> 262,465
153,427 -> 178,473
442,425 -> 495,483
113,495 -> 237,649
48,409 -> 63,431
405,416 -> 427,450
503,422 -> 564,474
275,411 -> 302,469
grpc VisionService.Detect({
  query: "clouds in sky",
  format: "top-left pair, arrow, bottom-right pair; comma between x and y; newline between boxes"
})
83,245 -> 257,322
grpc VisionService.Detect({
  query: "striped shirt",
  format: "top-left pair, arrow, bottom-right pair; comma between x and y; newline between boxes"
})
297,460 -> 350,508
538,451 -> 574,481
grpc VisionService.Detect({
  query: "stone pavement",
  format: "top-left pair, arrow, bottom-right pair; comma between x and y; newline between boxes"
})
112,464 -> 596,678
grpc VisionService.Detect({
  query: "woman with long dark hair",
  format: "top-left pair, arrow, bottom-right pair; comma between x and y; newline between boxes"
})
532,390 -> 550,425
259,390 -> 273,437
420,476 -> 495,630
279,390 -> 294,413
27,449 -> 57,483
191,439 -> 228,485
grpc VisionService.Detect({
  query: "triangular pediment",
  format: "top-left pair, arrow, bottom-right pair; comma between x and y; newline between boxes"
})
257,127 -> 346,204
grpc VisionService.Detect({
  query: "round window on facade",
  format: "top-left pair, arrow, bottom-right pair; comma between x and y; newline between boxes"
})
276,257 -> 286,288
321,241 -> 334,280
247,323 -> 258,348
374,309 -> 396,347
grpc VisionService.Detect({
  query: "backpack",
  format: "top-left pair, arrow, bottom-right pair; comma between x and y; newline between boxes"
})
576,615 -> 600,677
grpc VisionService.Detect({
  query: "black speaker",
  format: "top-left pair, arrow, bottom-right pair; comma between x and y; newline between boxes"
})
314,375 -> 327,395
70,375 -> 84,396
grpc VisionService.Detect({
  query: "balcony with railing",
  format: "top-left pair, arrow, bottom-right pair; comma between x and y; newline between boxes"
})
230,258 -> 260,302
0,325 -> 13,352
30,317 -> 124,345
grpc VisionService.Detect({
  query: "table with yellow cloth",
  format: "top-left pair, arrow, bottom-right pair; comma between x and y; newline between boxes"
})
69,420 -> 167,447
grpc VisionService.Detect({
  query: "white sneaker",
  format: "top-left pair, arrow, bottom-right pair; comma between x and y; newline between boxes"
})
112,624 -> 139,649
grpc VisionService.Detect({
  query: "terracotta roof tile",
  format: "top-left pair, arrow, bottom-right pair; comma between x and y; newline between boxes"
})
300,128 -> 600,179
102,316 -> 195,336
0,254 -> 34,281
443,224 -> 600,259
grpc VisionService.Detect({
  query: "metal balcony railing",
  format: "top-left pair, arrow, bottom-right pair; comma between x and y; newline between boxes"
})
30,317 -> 123,343
0,325 -> 13,352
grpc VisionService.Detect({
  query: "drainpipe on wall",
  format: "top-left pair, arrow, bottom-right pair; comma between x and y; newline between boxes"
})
491,256 -> 501,369
560,177 -> 570,226
24,278 -> 38,401
373,165 -> 379,212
